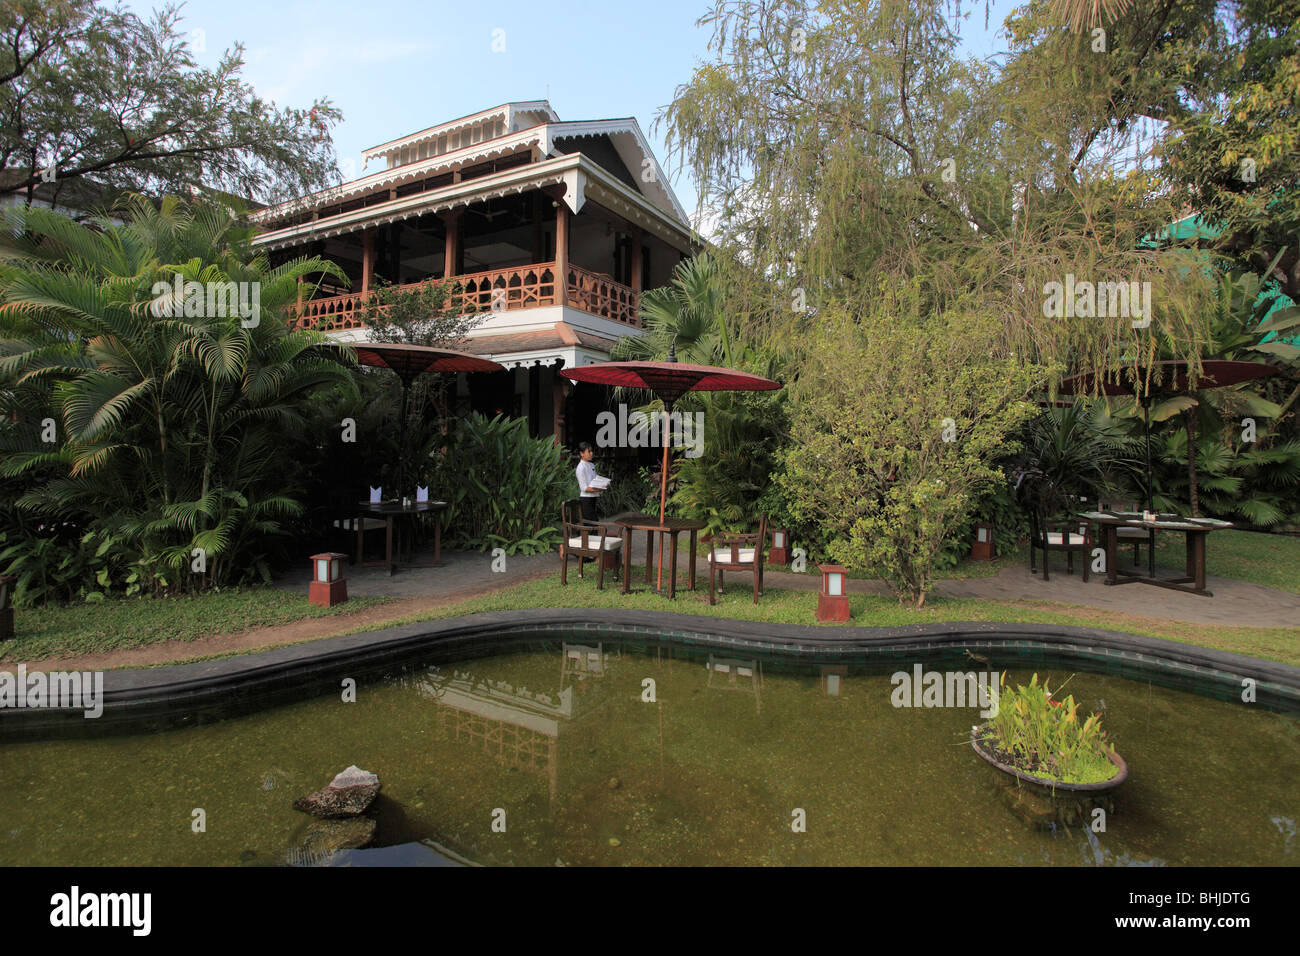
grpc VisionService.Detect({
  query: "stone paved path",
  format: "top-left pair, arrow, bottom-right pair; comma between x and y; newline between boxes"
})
23,533 -> 1296,672
612,525 -> 1300,628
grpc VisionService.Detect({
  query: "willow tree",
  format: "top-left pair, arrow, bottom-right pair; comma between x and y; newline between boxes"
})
659,0 -> 1224,377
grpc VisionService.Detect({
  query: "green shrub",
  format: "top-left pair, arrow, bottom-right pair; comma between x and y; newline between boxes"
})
978,673 -> 1118,785
431,412 -> 569,554
778,291 -> 1042,606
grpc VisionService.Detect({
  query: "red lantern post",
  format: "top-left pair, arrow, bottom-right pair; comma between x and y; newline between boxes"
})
308,553 -> 349,608
768,528 -> 790,566
816,565 -> 850,622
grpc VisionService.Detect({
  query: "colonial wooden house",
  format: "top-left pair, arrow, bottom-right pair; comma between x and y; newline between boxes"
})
251,101 -> 699,445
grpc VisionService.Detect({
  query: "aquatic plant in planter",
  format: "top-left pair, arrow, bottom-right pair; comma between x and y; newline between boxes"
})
971,673 -> 1127,829
972,673 -> 1126,788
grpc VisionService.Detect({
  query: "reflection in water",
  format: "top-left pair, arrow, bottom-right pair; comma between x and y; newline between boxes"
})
706,655 -> 763,715
0,638 -> 1297,867
421,666 -> 574,803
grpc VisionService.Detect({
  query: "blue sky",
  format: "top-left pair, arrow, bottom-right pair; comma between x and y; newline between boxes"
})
123,0 -> 1020,218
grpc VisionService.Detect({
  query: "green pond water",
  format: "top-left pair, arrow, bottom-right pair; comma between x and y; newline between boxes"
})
1,640 -> 1297,866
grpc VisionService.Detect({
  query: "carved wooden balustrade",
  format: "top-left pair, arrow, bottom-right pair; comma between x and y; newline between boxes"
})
565,264 -> 641,326
292,261 -> 642,332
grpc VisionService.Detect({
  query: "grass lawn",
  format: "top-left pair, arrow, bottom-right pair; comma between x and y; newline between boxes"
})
1149,528 -> 1300,594
0,589 -> 391,664
916,528 -> 1300,590
348,574 -> 1300,668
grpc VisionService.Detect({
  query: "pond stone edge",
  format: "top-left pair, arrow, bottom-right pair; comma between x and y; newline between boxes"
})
3,609 -> 1297,738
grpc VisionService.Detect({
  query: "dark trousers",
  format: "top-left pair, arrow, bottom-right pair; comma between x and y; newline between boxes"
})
580,496 -> 598,523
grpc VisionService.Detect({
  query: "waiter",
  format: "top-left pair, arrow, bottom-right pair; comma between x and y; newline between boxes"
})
575,441 -> 605,523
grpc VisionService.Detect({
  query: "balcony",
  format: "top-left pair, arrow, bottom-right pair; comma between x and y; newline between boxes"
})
292,261 -> 642,333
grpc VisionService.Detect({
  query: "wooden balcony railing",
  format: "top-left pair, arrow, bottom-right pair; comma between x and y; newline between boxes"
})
565,264 -> 641,327
292,261 -> 642,333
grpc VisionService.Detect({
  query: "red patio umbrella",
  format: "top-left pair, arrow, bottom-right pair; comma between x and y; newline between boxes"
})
347,343 -> 505,492
563,345 -> 782,591
1054,358 -> 1279,524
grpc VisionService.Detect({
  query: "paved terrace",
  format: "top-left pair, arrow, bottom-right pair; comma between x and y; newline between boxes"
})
280,531 -> 1300,629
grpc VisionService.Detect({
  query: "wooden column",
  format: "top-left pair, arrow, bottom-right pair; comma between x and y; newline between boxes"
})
555,202 -> 569,307
442,210 -> 461,279
552,367 -> 569,446
630,224 -> 643,294
360,230 -> 375,296
532,193 -> 544,263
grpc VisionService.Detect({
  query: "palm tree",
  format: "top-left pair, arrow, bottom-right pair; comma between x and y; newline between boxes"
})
0,196 -> 353,590
610,254 -> 787,531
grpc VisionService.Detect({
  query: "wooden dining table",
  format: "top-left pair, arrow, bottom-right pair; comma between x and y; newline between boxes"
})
1081,510 -> 1233,597
613,513 -> 706,599
356,500 -> 447,575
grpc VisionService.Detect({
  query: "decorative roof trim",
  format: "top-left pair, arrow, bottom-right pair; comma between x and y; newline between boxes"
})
254,116 -> 686,228
251,155 -> 696,254
548,118 -> 686,223
251,128 -> 548,224
361,100 -> 559,163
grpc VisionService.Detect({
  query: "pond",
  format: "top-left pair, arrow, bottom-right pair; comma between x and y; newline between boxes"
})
1,639 -> 1296,866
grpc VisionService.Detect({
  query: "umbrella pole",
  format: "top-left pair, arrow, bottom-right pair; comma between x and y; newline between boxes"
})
399,379 -> 411,498
1143,397 -> 1155,578
656,406 -> 670,592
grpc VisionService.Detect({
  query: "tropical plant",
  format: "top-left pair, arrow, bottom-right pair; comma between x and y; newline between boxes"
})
612,253 -> 788,534
428,412 -> 569,555
0,196 -> 354,597
1015,401 -> 1143,518
978,673 -> 1119,786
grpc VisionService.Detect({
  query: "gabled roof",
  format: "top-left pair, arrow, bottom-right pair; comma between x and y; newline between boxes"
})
251,100 -> 687,228
362,101 -> 560,166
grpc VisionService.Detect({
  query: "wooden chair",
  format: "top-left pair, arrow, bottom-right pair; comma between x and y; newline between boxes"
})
1029,511 -> 1093,583
560,499 -> 623,590
707,514 -> 768,605
1098,497 -> 1148,566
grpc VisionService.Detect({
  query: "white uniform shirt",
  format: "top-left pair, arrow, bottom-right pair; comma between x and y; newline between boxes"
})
576,459 -> 600,498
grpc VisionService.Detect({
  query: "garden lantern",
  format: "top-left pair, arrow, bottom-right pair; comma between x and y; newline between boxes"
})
308,553 -> 348,608
816,565 -> 850,623
769,528 -> 790,565
0,574 -> 13,640
970,522 -> 995,561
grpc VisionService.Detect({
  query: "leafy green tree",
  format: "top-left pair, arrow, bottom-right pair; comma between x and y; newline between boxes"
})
0,0 -> 342,206
0,197 -> 352,597
778,285 -> 1042,607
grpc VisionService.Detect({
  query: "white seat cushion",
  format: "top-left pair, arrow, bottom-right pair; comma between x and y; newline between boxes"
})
708,547 -> 756,564
1045,532 -> 1085,546
567,535 -> 622,551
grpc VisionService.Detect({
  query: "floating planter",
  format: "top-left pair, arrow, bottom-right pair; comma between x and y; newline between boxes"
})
970,674 -> 1127,829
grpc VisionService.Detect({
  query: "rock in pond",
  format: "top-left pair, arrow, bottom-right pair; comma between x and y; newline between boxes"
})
298,817 -> 377,856
293,765 -> 381,818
